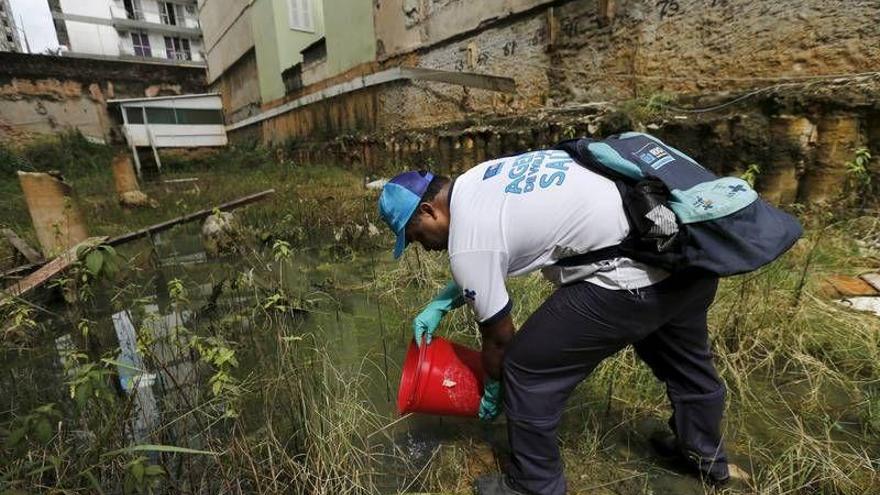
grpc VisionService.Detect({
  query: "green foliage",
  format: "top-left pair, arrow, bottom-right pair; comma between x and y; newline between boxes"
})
4,403 -> 62,450
0,130 -> 116,180
122,456 -> 165,495
167,278 -> 188,305
190,334 -> 241,418
0,144 -> 31,178
272,239 -> 292,261
741,163 -> 762,187
619,92 -> 676,122
79,245 -> 121,280
0,298 -> 38,342
63,352 -> 116,409
844,147 -> 872,193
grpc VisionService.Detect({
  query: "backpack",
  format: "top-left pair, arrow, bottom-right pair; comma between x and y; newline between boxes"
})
554,132 -> 803,276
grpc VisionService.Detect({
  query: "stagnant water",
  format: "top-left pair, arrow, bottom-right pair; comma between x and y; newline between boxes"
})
1,222 -> 506,493
9,221 -> 867,494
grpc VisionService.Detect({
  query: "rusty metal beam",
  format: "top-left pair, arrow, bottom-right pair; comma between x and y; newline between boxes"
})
106,189 -> 275,246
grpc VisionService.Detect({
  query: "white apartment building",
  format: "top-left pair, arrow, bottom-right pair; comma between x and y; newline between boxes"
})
0,0 -> 22,52
50,0 -> 204,65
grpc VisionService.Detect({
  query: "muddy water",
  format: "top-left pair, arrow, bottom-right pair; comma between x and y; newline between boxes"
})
1,222 -> 499,492
9,223 -> 868,494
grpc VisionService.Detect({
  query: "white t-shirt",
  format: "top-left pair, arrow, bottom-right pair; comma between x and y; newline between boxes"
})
448,150 -> 669,324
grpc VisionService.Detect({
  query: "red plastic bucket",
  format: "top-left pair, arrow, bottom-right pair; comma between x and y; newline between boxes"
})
397,336 -> 485,417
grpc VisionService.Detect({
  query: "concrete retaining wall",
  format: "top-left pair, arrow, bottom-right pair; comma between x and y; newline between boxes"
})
232,0 -> 880,204
0,52 -> 207,146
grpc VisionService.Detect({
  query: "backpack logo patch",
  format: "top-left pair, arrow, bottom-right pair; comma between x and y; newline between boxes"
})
633,143 -> 674,170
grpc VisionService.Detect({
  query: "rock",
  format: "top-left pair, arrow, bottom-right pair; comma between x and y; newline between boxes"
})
119,190 -> 158,208
201,212 -> 240,258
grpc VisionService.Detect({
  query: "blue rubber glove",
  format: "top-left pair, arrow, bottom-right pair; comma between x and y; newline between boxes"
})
413,280 -> 465,346
478,378 -> 502,421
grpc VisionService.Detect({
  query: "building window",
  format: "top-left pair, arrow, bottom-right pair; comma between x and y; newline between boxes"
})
124,107 -> 223,126
164,36 -> 191,60
145,107 -> 177,124
123,0 -> 143,20
176,109 -> 224,125
287,0 -> 314,32
301,37 -> 326,67
131,32 -> 151,57
159,2 -> 184,26
124,107 -> 144,124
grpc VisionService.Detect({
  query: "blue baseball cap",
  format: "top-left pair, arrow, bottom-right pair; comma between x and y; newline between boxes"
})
378,170 -> 435,259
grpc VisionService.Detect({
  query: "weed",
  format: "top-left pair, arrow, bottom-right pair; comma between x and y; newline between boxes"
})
741,163 -> 762,187
844,147 -> 873,209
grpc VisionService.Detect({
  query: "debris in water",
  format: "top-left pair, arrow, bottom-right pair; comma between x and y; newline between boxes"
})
202,211 -> 241,258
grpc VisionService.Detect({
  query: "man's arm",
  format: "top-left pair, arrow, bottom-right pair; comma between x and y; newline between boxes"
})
479,313 -> 516,380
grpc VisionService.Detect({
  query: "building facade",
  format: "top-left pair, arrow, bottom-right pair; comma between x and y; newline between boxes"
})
0,0 -> 22,52
50,0 -> 205,65
199,0 -> 376,124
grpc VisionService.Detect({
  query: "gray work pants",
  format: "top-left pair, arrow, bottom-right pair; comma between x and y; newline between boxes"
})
502,273 -> 727,495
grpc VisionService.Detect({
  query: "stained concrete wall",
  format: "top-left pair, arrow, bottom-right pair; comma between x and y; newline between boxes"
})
233,0 -> 880,204
209,48 -> 262,124
373,0 -> 554,58
0,52 -> 207,145
249,0 -> 880,140
200,0 -> 255,84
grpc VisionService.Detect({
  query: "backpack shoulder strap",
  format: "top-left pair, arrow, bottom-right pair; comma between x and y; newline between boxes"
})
554,244 -> 624,267
555,137 -> 640,183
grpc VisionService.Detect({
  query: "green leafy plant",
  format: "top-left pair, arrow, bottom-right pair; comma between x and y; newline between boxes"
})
4,403 -> 62,449
741,163 -> 762,187
122,456 -> 165,495
167,278 -> 188,305
272,239 -> 292,261
842,147 -> 873,209
63,351 -> 117,408
845,148 -> 872,187
190,335 -> 241,418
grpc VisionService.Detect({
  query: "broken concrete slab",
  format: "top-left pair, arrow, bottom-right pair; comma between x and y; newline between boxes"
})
17,171 -> 89,258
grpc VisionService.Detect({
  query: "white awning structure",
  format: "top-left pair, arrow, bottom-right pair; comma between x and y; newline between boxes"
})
109,93 -> 228,149
108,93 -> 228,177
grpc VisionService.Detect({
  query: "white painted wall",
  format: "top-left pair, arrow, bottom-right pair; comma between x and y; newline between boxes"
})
64,21 -> 121,56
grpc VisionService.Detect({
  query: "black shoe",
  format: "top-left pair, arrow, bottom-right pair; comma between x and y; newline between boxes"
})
473,473 -> 529,495
649,431 -> 730,487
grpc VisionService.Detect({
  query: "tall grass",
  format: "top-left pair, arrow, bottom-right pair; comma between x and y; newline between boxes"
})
2,137 -> 879,493
373,214 -> 880,494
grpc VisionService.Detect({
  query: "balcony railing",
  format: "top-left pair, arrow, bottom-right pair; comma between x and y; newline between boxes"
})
110,14 -> 200,38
